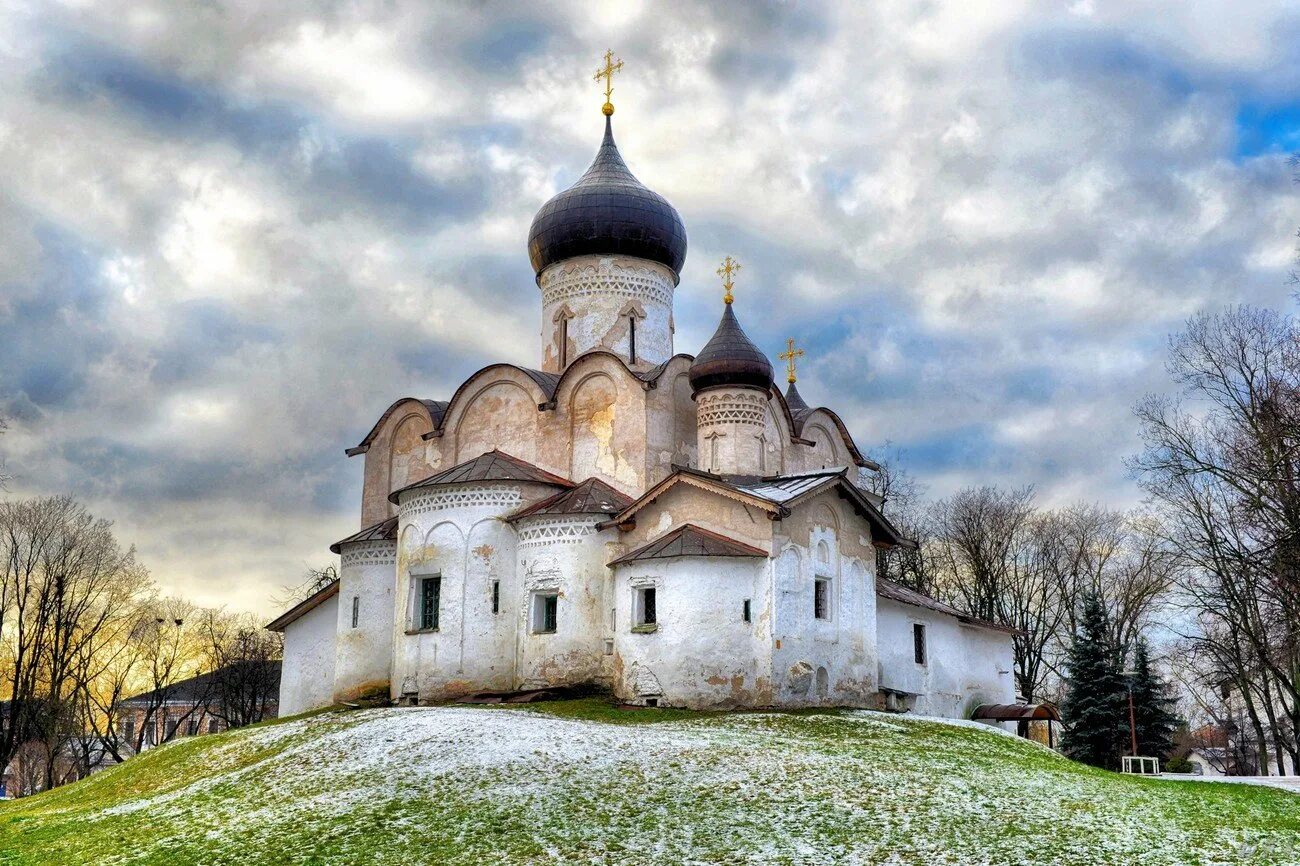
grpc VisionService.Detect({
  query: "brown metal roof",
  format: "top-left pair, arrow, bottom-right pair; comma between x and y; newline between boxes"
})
971,703 -> 1061,722
608,523 -> 768,566
507,477 -> 634,523
389,450 -> 573,504
876,578 -> 1018,634
329,515 -> 398,554
265,580 -> 340,632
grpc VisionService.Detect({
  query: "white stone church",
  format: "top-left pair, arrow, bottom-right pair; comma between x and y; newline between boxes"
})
268,82 -> 1016,717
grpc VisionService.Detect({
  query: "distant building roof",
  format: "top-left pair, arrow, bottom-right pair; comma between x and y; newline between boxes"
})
265,579 -> 340,632
389,450 -> 573,504
971,703 -> 1060,722
507,477 -> 634,523
608,523 -> 768,566
121,661 -> 282,707
876,578 -> 1018,634
329,516 -> 399,554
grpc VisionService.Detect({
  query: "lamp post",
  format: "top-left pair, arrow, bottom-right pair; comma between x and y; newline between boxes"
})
1123,669 -> 1139,757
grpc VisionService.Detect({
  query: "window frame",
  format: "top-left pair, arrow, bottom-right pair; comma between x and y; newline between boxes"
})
351,595 -> 360,629
413,574 -> 441,632
813,577 -> 831,621
632,585 -> 658,632
742,598 -> 752,623
912,622 -> 928,666
492,580 -> 500,615
531,591 -> 558,635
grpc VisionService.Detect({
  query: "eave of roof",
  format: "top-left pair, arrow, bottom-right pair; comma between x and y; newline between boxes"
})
329,515 -> 399,554
876,578 -> 1018,634
608,523 -> 768,566
347,398 -> 448,456
599,466 -> 912,550
265,580 -> 340,632
506,477 -> 634,523
389,450 -> 573,504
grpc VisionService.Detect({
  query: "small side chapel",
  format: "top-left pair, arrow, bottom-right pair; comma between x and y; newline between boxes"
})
268,55 -> 1016,716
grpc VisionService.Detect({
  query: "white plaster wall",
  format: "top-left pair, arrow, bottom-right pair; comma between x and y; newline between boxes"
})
333,539 -> 396,702
611,556 -> 770,708
876,597 -> 1016,718
393,481 -> 552,702
769,534 -> 878,708
279,594 -> 339,716
539,255 -> 675,372
514,517 -> 617,689
695,386 -> 772,476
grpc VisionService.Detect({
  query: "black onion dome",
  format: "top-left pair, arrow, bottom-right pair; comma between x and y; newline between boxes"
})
689,304 -> 774,395
528,116 -> 687,281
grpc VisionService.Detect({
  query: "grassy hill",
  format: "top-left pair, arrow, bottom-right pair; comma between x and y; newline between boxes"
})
0,700 -> 1296,865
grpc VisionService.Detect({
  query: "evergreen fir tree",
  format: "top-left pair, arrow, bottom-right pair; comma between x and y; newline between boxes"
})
1061,592 -> 1129,769
1130,638 -> 1180,760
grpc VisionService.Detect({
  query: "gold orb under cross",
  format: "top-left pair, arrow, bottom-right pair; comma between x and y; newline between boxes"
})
716,256 -> 741,304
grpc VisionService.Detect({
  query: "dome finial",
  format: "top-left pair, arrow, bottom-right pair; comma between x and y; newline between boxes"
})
594,50 -> 624,116
716,255 -> 741,304
779,337 -> 805,384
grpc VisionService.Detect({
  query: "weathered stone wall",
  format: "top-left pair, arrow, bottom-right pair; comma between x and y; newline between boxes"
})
279,594 -> 339,716
615,483 -> 775,554
695,386 -> 773,476
769,490 -> 878,707
359,400 -> 436,527
333,539 -> 396,703
876,597 -> 1016,718
539,255 -> 675,373
393,481 -> 556,702
514,516 -> 619,690
611,556 -> 771,708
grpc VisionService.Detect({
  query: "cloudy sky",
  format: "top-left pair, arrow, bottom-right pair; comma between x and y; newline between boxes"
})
1,1 -> 1297,615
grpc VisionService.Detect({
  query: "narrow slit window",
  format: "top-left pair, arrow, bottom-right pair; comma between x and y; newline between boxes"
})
492,580 -> 500,615
628,315 -> 637,364
351,595 -> 360,628
419,576 -> 441,631
913,623 -> 927,665
742,598 -> 752,623
814,578 -> 830,620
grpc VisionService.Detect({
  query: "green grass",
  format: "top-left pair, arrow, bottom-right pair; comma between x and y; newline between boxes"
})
0,700 -> 1296,865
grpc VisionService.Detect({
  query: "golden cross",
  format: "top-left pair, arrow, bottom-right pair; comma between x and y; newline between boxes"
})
594,50 -> 624,116
716,255 -> 741,304
778,338 -> 806,384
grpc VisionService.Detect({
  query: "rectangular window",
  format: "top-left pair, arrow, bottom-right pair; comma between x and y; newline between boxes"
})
814,578 -> 830,620
165,718 -> 179,739
208,718 -> 219,735
122,718 -> 135,743
742,598 -> 752,623
635,586 -> 657,628
492,580 -> 500,615
913,623 -> 927,665
351,595 -> 360,629
187,719 -> 199,736
532,592 -> 558,634
419,576 -> 441,631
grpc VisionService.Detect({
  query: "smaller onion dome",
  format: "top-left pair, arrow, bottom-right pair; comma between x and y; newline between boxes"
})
689,303 -> 774,395
527,116 -> 688,281
784,381 -> 811,418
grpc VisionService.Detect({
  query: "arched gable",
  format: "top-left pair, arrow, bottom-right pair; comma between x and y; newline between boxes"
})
555,353 -> 649,493
451,377 -> 543,464
357,398 -> 439,526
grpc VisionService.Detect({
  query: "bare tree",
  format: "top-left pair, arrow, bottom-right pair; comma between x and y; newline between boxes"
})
867,444 -> 933,594
197,609 -> 282,728
1133,305 -> 1300,774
